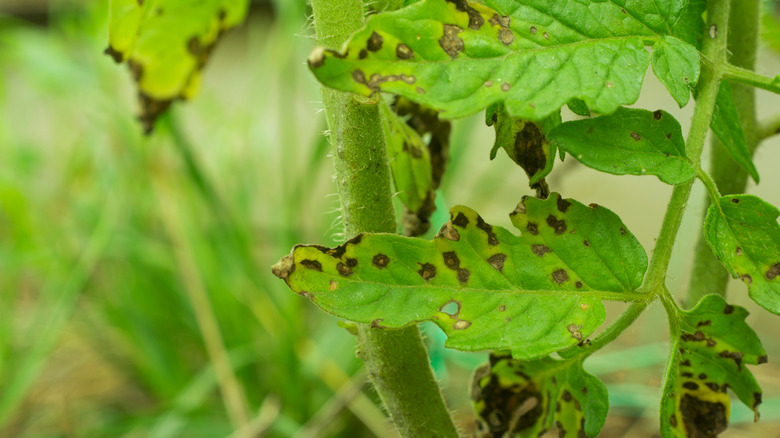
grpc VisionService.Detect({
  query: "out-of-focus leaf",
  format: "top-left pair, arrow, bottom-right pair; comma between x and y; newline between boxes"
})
704,195 -> 780,314
549,108 -> 696,185
651,36 -> 700,107
273,194 -> 648,359
710,81 -> 760,182
472,351 -> 608,437
660,295 -> 766,437
106,0 -> 249,132
761,0 -> 780,52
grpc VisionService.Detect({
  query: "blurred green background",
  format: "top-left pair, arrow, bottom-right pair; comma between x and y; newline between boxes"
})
1,1 -> 780,437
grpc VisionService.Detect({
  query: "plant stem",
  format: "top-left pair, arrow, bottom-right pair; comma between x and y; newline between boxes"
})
309,1 -> 458,436
722,64 -> 780,94
643,0 -> 731,296
687,0 -> 761,305
758,112 -> 780,142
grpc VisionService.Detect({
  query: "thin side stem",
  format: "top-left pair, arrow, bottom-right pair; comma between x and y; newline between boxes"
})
309,0 -> 458,436
687,0 -> 761,305
722,63 -> 780,94
643,0 -> 731,295
569,301 -> 649,360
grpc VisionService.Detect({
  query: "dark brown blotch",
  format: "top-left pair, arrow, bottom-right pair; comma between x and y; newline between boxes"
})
681,372 -> 693,378
552,269 -> 569,284
526,222 -> 539,235
724,305 -> 734,314
630,132 -> 641,141
443,251 -> 461,270
301,259 -> 323,271
476,215 -> 499,245
697,320 -> 711,327
371,319 -> 385,328
680,394 -> 727,437
418,263 -> 437,281
562,390 -> 572,402
367,31 -> 383,52
532,245 -> 552,257
705,382 -> 720,392
352,69 -> 367,84
396,43 -> 414,60
669,414 -> 677,428
583,240 -> 590,247
754,392 -> 763,408
731,198 -> 740,204
680,359 -> 691,367
373,253 -> 390,269
766,263 -> 780,280
546,215 -> 567,235
575,281 -> 583,289
488,253 -> 507,272
498,28 -> 514,45
457,268 -> 470,284
683,382 -> 699,390
653,110 -> 663,120
358,49 -> 368,59
346,258 -> 358,268
452,212 -> 470,228
336,262 -> 353,277
556,195 -> 571,213
619,227 -> 627,236
718,350 -> 743,370
439,24 -> 465,59
758,355 -> 768,364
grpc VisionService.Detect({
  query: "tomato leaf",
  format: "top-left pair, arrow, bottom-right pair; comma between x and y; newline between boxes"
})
651,36 -> 700,107
710,81 -> 760,183
661,295 -> 766,437
272,194 -> 648,359
704,195 -> 780,314
549,108 -> 696,185
106,0 -> 249,132
472,351 -> 608,437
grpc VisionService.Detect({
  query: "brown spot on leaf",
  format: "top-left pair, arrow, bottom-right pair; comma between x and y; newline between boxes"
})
526,222 -> 539,235
476,215 -> 499,245
681,372 -> 693,378
543,32 -> 549,39
766,263 -> 780,280
488,253 -> 507,272
416,87 -> 426,94
681,359 -> 692,367
458,268 -> 471,284
724,305 -> 734,314
719,350 -> 743,370
680,394 -> 727,436
583,240 -> 590,247
346,258 -> 358,268
353,69 -> 367,84
443,251 -> 461,270
453,319 -> 471,330
683,382 -> 699,390
358,49 -> 368,59
498,28 -> 514,45
501,82 -> 512,91
399,74 -> 416,84
367,31 -> 383,51
396,43 -> 414,59
437,223 -> 461,241
705,382 -> 720,392
452,212 -> 470,228
731,198 -> 740,204
440,24 -> 464,58
653,110 -> 663,120
530,26 -> 537,34
499,305 -> 506,312
630,132 -> 641,141
556,196 -> 571,213
576,281 -> 583,289
567,323 -> 582,340
735,247 -> 742,255
371,319 -> 385,328
562,390 -> 572,402
697,373 -> 708,380
552,269 -> 569,285
104,45 -> 123,63
620,227 -> 627,236
329,280 -> 338,291
758,355 -> 768,364
301,259 -> 323,271
754,392 -> 762,408
373,254 -> 390,269
546,215 -> 567,235
298,291 -> 313,299
418,263 -> 437,281
669,414 -> 677,427
697,320 -> 711,327
336,262 -> 353,277
271,255 -> 295,280
532,245 -> 552,257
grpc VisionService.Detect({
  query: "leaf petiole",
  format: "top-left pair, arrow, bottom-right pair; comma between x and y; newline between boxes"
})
722,63 -> 780,94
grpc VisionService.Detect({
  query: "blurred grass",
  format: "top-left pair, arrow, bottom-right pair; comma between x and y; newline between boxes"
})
0,1 -> 779,437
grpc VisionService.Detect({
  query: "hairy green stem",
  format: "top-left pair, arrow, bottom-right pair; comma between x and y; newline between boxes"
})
309,1 -> 458,436
687,0 -> 761,305
722,64 -> 780,94
643,0 -> 731,296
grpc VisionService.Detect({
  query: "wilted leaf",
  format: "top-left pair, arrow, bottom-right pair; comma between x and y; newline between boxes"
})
549,108 -> 696,185
651,36 -> 700,107
704,195 -> 780,314
106,0 -> 249,132
273,194 -> 648,359
660,295 -> 766,437
710,81 -> 760,183
472,351 -> 608,437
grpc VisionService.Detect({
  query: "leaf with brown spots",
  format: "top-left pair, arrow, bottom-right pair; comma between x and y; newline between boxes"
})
106,0 -> 249,133
308,0 -> 704,121
272,193 -> 648,359
471,351 -> 608,437
661,295 -> 766,437
704,195 -> 780,315
549,108 -> 696,185
651,36 -> 700,107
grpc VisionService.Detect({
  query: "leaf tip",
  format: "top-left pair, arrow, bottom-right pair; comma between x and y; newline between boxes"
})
271,254 -> 295,280
308,46 -> 327,69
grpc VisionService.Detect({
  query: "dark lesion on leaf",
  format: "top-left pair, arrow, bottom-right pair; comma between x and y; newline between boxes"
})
546,215 -> 567,235
396,43 -> 414,59
680,394 -> 728,437
447,0 -> 484,30
552,269 -> 569,285
556,195 -> 571,213
366,31 -> 383,52
418,262 -> 437,281
436,223 -> 461,241
654,110 -> 663,120
526,222 -> 539,235
452,212 -> 470,228
471,364 -> 544,437
301,259 -> 323,272
488,253 -> 506,272
457,268 -> 471,284
532,245 -> 552,257
476,215 -> 500,246
336,262 -> 353,277
372,253 -> 390,269
766,263 -> 780,280
443,251 -> 461,270
104,45 -> 124,63
439,24 -> 465,59
718,350 -> 744,370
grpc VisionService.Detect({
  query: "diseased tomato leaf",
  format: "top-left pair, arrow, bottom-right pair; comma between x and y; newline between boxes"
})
472,351 -> 608,438
549,108 -> 696,185
651,36 -> 700,107
704,195 -> 780,314
273,194 -> 648,359
106,0 -> 249,132
660,295 -> 766,437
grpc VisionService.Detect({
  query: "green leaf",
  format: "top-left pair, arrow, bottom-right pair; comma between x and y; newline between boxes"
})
308,0 -> 654,121
380,102 -> 434,213
670,0 -> 707,49
472,351 -> 608,437
660,295 -> 766,437
486,104 -> 560,195
106,0 -> 249,131
761,0 -> 780,52
651,36 -> 700,107
549,108 -> 696,185
567,98 -> 590,117
704,195 -> 780,314
710,82 -> 760,182
272,193 -> 648,359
